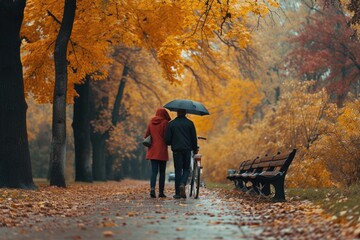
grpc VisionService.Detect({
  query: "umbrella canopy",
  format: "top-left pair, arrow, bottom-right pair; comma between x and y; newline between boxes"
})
163,99 -> 210,116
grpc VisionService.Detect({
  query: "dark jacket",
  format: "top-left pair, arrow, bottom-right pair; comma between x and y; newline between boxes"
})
165,116 -> 197,152
144,108 -> 171,161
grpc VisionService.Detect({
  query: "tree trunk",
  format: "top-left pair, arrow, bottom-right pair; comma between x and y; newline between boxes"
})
139,147 -> 151,180
89,82 -> 108,181
0,0 -> 35,189
136,149 -> 143,179
106,66 -> 128,179
90,64 -> 128,181
138,148 -> 145,179
111,66 -> 128,125
90,131 -> 107,181
106,155 -> 115,180
120,159 -> 128,179
73,76 -> 92,182
130,156 -> 140,179
49,0 -> 76,187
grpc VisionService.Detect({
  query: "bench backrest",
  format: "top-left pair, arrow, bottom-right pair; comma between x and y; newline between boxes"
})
240,160 -> 252,171
257,149 -> 296,173
238,160 -> 247,171
278,149 -> 296,172
239,157 -> 257,172
237,149 -> 297,174
253,154 -> 274,169
241,149 -> 296,172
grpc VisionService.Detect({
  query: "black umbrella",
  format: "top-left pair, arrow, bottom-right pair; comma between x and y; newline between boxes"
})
163,99 -> 210,116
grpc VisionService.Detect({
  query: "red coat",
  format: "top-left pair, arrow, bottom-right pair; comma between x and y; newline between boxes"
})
144,108 -> 171,161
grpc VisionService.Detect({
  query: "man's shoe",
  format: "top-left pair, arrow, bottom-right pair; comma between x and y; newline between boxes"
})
159,193 -> 167,198
150,190 -> 156,198
173,194 -> 181,199
179,184 -> 186,198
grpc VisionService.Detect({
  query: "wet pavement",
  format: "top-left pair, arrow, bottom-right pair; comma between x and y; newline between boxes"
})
0,180 -> 354,240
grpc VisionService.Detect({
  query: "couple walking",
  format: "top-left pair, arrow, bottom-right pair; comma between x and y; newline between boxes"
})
144,108 -> 197,199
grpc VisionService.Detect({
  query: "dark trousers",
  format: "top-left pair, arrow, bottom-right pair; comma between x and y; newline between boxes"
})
150,160 -> 167,193
173,151 -> 191,195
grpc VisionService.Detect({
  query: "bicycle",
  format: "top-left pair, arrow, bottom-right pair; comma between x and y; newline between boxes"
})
187,136 -> 206,199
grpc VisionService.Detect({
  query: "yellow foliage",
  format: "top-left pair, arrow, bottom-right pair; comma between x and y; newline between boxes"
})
204,80 -> 340,187
287,157 -> 333,188
116,0 -> 279,83
107,122 -> 138,159
27,96 -> 74,141
310,98 -> 360,186
22,0 -> 278,103
22,0 -> 116,103
337,100 -> 360,138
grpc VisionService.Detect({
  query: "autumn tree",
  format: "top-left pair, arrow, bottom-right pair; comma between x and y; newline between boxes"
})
0,0 -> 35,189
321,98 -> 360,185
324,0 -> 360,35
285,1 -> 360,106
22,0 -> 119,183
90,46 -> 171,180
47,0 -> 76,187
248,0 -> 312,108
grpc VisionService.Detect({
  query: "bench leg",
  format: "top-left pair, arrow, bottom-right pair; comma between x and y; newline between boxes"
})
261,183 -> 271,196
255,182 -> 272,201
272,177 -> 286,202
235,179 -> 244,189
240,181 -> 249,192
242,181 -> 255,194
254,181 -> 270,197
251,181 -> 261,195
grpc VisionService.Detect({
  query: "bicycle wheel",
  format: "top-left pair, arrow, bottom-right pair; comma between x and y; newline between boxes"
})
188,172 -> 194,197
194,164 -> 201,199
187,158 -> 195,197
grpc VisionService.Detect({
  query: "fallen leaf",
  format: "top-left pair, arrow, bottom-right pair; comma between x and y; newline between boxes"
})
103,231 -> 113,237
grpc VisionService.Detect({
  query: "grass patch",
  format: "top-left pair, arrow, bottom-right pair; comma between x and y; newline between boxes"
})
287,185 -> 360,225
206,182 -> 234,190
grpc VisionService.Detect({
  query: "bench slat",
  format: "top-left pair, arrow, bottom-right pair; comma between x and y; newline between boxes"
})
269,159 -> 286,167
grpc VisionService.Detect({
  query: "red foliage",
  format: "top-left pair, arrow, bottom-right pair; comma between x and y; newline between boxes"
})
285,3 -> 360,98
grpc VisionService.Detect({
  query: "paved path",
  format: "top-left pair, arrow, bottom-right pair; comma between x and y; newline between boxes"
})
0,180 -> 353,240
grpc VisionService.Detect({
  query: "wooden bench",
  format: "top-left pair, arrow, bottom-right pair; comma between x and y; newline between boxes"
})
227,149 -> 297,202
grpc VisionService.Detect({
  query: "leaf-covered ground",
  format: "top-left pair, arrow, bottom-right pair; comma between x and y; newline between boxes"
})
0,180 -> 358,239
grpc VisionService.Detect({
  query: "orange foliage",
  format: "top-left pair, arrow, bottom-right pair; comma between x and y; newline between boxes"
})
22,0 -> 117,103
205,80 -> 339,187
308,98 -> 360,186
21,0 -> 279,103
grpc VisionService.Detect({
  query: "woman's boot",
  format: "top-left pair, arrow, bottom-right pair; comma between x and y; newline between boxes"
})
158,191 -> 166,198
150,189 -> 156,198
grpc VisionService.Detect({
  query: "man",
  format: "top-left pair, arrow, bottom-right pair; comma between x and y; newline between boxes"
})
165,109 -> 197,199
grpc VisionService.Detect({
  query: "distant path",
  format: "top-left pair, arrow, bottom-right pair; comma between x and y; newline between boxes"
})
0,180 -> 353,239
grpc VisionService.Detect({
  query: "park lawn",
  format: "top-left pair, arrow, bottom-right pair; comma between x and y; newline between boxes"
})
287,185 -> 360,226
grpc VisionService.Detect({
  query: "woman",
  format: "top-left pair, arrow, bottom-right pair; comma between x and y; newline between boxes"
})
144,108 -> 171,198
